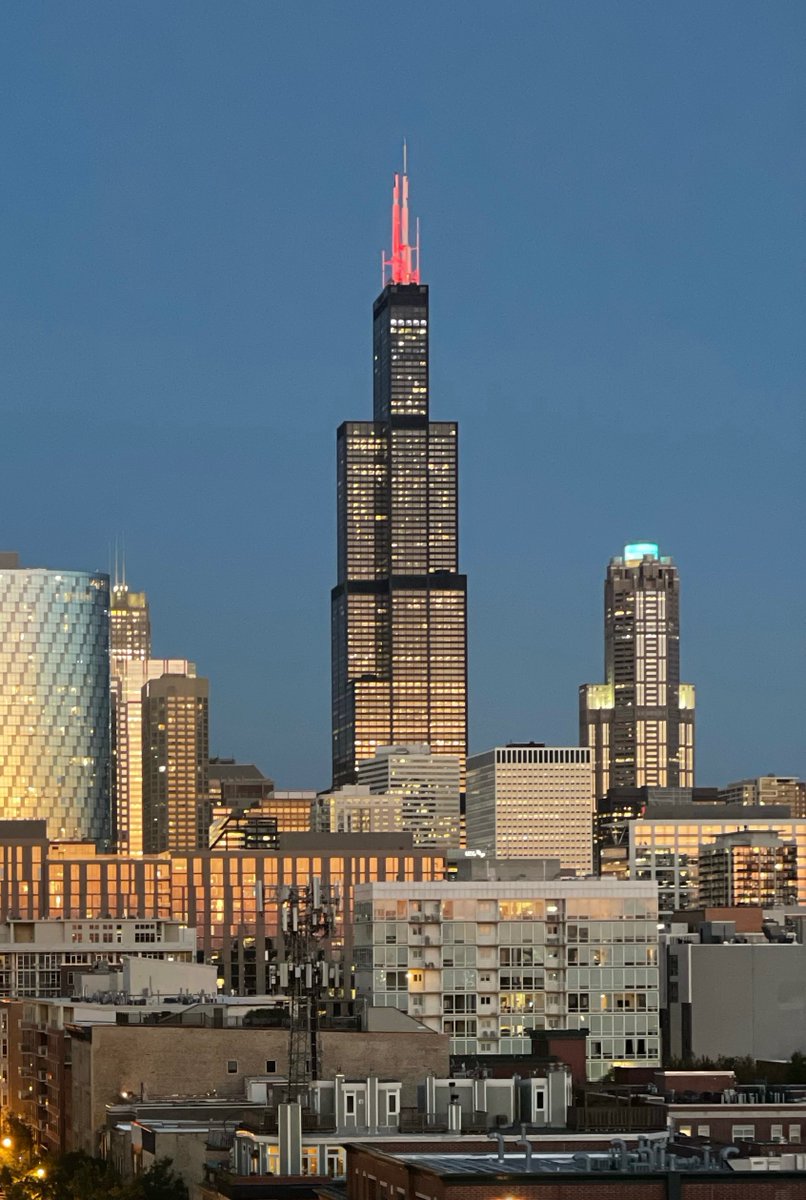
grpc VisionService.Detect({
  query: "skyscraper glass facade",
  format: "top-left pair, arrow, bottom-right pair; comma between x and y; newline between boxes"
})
0,556 -> 111,843
332,273 -> 468,788
580,545 -> 695,800
109,584 -> 151,672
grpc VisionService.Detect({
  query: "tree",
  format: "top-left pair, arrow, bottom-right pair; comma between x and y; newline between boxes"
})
131,1160 -> 189,1200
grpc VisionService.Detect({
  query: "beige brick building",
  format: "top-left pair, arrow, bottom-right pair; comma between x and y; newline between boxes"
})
69,1022 -> 449,1153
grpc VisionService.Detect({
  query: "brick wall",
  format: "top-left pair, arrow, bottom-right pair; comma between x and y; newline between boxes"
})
70,1025 -> 449,1152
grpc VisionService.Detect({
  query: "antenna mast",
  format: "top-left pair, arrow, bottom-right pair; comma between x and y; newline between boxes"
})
280,879 -> 340,1103
383,144 -> 421,285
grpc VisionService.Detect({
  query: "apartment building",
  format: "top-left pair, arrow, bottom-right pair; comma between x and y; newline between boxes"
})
354,870 -> 660,1080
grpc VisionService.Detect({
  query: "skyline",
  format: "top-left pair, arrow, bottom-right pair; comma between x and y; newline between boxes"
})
1,5 -> 803,788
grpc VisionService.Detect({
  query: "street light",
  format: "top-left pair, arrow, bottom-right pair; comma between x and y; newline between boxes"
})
1,1137 -> 12,1150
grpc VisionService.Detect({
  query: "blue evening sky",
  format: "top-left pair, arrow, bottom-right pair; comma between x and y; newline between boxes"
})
1,3 -> 803,788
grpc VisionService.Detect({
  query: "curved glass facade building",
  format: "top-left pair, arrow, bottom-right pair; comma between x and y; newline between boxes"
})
0,553 -> 111,843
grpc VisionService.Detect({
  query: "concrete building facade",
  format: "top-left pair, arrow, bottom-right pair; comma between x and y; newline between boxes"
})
466,744 -> 594,874
0,916 -> 197,998
665,939 -> 806,1064
354,875 -> 660,1080
720,775 -> 806,816
142,673 -> 209,853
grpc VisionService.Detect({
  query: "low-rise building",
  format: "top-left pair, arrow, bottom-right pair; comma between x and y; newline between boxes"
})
335,1142 -> 806,1200
0,917 -> 197,998
663,914 -> 806,1063
720,775 -> 806,816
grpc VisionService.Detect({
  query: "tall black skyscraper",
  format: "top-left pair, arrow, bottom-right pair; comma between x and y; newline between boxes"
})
331,161 -> 468,787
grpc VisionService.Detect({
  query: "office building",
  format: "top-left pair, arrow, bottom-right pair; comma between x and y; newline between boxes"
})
342,743 -> 463,845
720,775 -> 806,817
142,673 -> 209,852
626,801 -> 806,916
331,162 -> 468,787
109,580 -> 151,672
595,785 -> 720,879
698,830 -> 797,908
208,792 -> 314,844
113,658 -> 197,855
354,870 -> 660,1079
0,552 -> 111,843
580,544 -> 695,801
466,744 -> 594,874
0,821 -> 446,993
208,804 -> 279,850
206,759 -> 311,841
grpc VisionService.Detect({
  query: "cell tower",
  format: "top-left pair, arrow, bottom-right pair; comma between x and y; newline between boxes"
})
279,879 -> 340,1102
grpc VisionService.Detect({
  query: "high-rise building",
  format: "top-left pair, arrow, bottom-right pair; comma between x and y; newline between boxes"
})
0,552 -> 110,843
466,744 -> 594,875
331,161 -> 468,788
595,784 -> 720,879
720,775 -> 806,816
109,581 -> 151,673
109,571 -> 152,851
113,658 -> 197,855
0,820 -> 446,993
142,673 -> 209,852
580,543 -> 695,800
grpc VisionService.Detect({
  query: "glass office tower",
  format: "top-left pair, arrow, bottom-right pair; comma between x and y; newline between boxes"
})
0,552 -> 111,842
580,544 -> 695,800
331,165 -> 468,787
110,582 -> 151,672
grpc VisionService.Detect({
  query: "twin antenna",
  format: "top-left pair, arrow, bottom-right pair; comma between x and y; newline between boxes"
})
382,140 -> 421,286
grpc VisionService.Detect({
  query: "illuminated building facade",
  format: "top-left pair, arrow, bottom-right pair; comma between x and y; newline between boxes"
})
109,575 -> 154,853
466,744 -> 595,875
595,784 -> 719,878
331,163 -> 467,787
580,544 -> 695,800
355,876 -> 660,1079
627,801 -> 806,916
113,658 -> 197,855
356,743 -> 461,845
0,821 -> 445,993
720,774 -> 806,816
142,674 -> 209,852
109,583 -> 151,673
0,553 -> 111,843
698,829 -> 798,908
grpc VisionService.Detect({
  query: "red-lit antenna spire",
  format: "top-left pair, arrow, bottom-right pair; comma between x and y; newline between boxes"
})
382,141 -> 421,285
